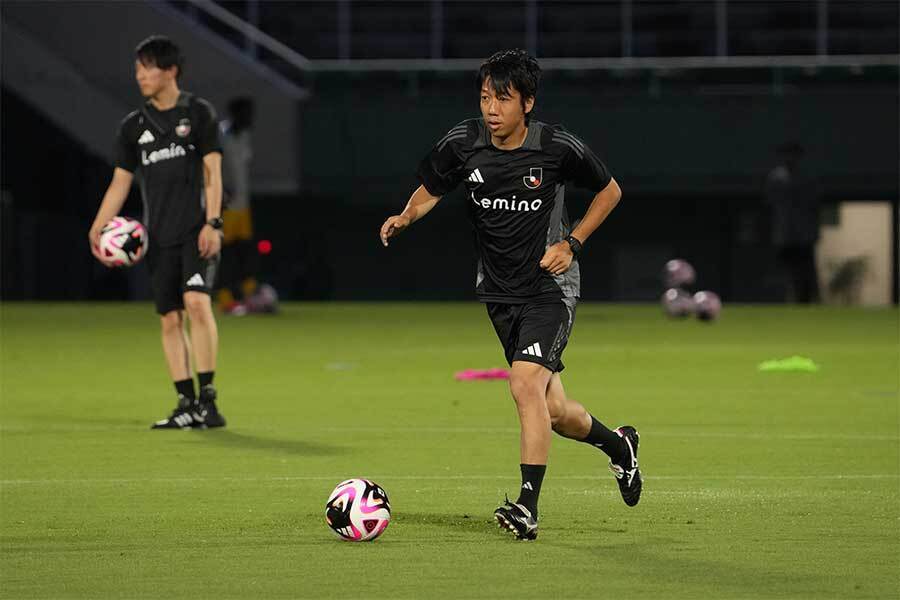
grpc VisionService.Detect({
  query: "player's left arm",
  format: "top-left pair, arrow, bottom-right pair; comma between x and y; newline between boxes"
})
539,178 -> 622,275
571,176 -> 622,243
198,151 -> 224,259
197,99 -> 225,259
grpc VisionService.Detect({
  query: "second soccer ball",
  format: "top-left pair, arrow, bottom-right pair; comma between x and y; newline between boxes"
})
693,291 -> 722,321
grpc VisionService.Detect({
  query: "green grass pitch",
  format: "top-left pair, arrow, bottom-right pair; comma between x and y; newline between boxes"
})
1,302 -> 897,598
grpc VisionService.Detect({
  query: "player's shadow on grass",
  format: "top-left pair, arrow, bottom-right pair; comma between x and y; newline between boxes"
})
400,511 -> 493,534
196,429 -> 344,456
16,416 -> 152,433
551,538 -> 826,595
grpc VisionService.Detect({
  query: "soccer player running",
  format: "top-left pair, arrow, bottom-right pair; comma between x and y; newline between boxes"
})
380,49 -> 641,540
88,36 -> 226,430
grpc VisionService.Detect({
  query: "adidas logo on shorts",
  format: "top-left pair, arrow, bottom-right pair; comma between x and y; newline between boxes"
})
186,273 -> 205,287
521,342 -> 542,358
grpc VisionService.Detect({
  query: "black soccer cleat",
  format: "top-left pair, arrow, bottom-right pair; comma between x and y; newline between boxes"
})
609,425 -> 642,507
494,497 -> 538,541
150,389 -> 226,430
195,385 -> 226,429
151,394 -> 202,430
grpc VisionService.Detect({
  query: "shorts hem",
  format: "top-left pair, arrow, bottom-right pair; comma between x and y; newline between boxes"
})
510,356 -> 564,373
184,286 -> 213,296
155,303 -> 184,316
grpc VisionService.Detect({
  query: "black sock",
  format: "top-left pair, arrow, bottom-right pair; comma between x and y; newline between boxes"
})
174,378 -> 195,400
581,416 -> 626,462
198,371 -> 215,389
516,464 -> 546,519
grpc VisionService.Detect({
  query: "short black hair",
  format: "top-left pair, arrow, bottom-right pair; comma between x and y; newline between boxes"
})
477,49 -> 541,123
135,35 -> 184,79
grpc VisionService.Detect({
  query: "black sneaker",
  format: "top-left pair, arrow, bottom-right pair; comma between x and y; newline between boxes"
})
609,425 -> 642,507
195,385 -> 226,429
150,394 -> 202,430
494,497 -> 538,541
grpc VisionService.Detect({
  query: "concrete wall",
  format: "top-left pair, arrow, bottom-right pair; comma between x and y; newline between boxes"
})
300,69 -> 899,202
1,0 -> 305,192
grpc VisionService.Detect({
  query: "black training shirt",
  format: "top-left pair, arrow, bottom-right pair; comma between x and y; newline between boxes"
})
417,119 -> 612,304
115,92 -> 222,247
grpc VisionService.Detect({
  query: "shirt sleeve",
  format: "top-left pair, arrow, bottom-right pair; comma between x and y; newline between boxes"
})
416,123 -> 470,196
195,99 -> 223,157
558,131 -> 612,192
113,118 -> 138,173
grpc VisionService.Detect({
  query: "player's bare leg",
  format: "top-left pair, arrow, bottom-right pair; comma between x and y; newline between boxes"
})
545,373 -> 591,440
508,361 -> 553,464
152,309 -> 201,429
184,291 -> 217,373
160,310 -> 191,381
495,361 -> 552,540
182,291 -> 225,428
545,372 -> 642,506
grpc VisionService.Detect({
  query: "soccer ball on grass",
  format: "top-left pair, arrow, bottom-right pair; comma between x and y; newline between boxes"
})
325,478 -> 391,541
693,291 -> 722,321
662,288 -> 696,318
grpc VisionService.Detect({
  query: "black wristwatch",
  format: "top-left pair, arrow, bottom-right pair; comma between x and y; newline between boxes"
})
207,217 -> 224,230
565,235 -> 583,258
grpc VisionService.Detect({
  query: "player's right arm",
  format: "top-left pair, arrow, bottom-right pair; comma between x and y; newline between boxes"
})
91,114 -> 140,262
89,168 -> 134,262
380,120 -> 472,247
380,185 -> 441,247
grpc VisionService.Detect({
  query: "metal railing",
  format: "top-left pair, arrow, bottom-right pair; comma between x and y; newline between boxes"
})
306,54 -> 900,72
181,0 -> 311,73
174,0 -> 898,73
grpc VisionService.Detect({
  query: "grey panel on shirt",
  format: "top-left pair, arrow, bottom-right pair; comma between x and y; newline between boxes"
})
545,183 -> 580,299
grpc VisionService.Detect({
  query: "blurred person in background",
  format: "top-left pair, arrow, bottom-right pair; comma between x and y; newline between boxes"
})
764,142 -> 822,303
218,97 -> 257,315
88,35 -> 226,429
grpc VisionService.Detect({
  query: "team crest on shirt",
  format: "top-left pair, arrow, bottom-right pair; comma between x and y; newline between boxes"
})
523,167 -> 542,189
175,118 -> 191,138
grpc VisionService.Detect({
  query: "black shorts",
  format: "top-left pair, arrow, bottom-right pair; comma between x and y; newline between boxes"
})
486,299 -> 577,373
146,239 -> 219,315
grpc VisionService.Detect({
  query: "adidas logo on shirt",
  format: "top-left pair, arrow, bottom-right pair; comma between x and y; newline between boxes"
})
138,130 -> 156,145
467,169 -> 485,184
186,273 -> 205,287
521,342 -> 542,358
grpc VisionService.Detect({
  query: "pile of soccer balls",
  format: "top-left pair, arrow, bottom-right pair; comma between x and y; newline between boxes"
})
661,259 -> 722,321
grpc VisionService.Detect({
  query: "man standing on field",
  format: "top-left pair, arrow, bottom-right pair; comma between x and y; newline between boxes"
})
380,49 -> 641,540
89,36 -> 226,429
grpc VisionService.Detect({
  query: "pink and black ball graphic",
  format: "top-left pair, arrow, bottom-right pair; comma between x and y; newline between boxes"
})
325,478 -> 392,542
98,216 -> 147,268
